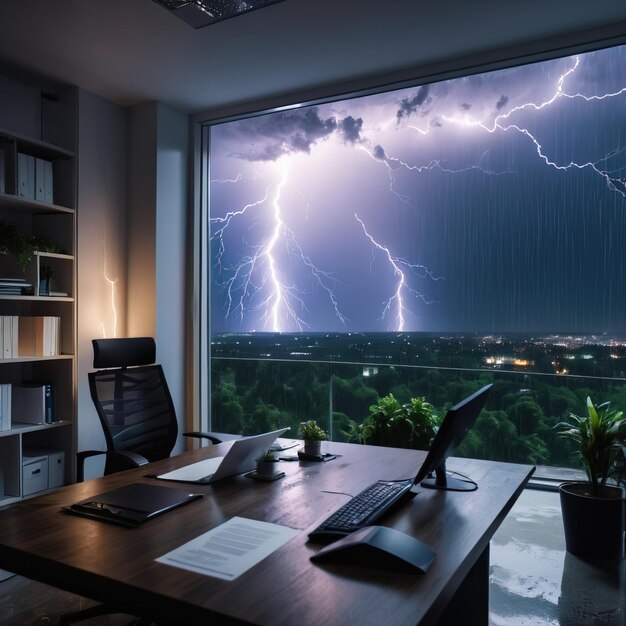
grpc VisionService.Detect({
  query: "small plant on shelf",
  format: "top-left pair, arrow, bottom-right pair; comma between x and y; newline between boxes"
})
0,220 -> 59,272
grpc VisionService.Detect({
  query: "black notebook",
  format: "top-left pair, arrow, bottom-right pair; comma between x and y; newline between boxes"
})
63,483 -> 202,527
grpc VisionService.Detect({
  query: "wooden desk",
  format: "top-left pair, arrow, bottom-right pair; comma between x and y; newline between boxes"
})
0,442 -> 533,626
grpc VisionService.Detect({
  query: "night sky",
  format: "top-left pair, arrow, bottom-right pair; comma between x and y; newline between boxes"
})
209,45 -> 626,335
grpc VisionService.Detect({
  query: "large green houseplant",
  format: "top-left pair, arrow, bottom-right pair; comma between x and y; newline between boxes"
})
350,393 -> 439,450
557,396 -> 626,560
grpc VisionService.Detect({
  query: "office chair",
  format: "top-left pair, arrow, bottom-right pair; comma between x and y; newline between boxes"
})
64,338 -> 222,624
77,336 -> 221,482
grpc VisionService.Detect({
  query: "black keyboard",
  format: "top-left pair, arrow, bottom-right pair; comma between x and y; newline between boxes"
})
308,479 -> 414,543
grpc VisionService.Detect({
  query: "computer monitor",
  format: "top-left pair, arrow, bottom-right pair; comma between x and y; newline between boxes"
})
413,383 -> 492,492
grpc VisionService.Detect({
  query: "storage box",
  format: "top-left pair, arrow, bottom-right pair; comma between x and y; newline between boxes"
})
22,454 -> 48,496
48,450 -> 65,489
23,447 -> 65,491
12,384 -> 54,424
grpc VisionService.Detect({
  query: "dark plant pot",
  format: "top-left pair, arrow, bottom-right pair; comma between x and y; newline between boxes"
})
304,440 -> 322,456
256,460 -> 279,477
559,482 -> 625,560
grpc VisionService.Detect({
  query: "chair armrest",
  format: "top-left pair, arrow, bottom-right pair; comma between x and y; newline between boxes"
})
76,450 -> 105,483
183,431 -> 222,445
112,450 -> 150,467
76,449 -> 149,482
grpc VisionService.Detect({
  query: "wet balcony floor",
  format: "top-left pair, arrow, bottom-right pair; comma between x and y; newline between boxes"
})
490,488 -> 624,626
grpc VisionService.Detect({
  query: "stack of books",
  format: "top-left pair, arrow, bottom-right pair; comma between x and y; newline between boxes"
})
18,316 -> 61,357
0,384 -> 11,430
0,278 -> 34,296
0,316 -> 19,358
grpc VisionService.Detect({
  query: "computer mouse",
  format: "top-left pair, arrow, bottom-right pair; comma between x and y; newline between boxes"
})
310,525 -> 436,574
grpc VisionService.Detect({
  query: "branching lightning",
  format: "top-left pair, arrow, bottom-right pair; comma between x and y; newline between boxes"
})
211,164 -> 346,332
359,142 -> 514,208
442,56 -> 626,197
355,213 -> 442,331
211,49 -> 623,335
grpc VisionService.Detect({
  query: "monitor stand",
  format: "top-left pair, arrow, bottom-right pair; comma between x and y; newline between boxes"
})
420,463 -> 477,492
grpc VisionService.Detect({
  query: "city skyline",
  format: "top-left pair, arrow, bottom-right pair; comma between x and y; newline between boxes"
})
209,44 -> 626,335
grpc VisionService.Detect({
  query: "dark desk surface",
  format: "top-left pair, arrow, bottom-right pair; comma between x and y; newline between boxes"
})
0,441 -> 533,626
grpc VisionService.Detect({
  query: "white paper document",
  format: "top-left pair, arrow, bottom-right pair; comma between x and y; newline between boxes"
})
156,457 -> 224,483
156,517 -> 299,580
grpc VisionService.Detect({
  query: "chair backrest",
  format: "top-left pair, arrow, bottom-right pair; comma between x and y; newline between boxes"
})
88,337 -> 178,464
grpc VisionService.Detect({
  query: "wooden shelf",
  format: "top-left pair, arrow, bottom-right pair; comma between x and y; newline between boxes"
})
0,295 -> 74,302
0,73 -> 76,499
0,421 -> 72,438
0,355 -> 73,364
0,127 -> 74,159
0,192 -> 74,215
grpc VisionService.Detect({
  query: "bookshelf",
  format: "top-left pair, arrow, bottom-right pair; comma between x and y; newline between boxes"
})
0,74 -> 76,505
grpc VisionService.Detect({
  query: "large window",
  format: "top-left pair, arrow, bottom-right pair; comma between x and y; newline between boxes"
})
205,44 -> 626,469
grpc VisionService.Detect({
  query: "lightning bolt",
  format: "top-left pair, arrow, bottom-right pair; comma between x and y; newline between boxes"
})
355,213 -> 442,331
442,56 -> 626,197
211,173 -> 243,184
359,142 -> 514,209
100,237 -> 119,339
210,192 -> 269,270
211,162 -> 346,331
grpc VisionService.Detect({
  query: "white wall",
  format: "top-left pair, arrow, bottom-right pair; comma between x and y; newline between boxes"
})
77,95 -> 190,475
127,103 -> 157,338
127,101 -> 189,455
76,89 -> 128,479
155,104 -> 189,455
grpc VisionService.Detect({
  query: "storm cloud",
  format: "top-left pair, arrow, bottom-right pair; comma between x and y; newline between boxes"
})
229,108 -> 338,161
496,95 -> 509,110
396,85 -> 431,121
339,116 -> 364,143
227,109 -> 369,161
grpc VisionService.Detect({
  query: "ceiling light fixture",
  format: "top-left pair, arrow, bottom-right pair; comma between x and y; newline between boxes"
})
152,0 -> 286,29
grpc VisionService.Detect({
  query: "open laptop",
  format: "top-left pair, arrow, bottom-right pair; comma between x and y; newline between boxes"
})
155,428 -> 288,484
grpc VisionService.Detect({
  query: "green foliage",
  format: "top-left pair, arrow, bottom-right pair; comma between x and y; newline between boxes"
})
557,397 -> 626,497
257,448 -> 278,462
210,356 -> 626,473
0,220 -> 58,272
298,420 -> 327,441
350,393 -> 439,449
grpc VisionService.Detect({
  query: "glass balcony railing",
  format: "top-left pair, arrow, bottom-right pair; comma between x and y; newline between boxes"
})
210,355 -> 626,474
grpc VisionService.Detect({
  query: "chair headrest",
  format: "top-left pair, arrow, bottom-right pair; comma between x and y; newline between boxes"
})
92,337 -> 156,369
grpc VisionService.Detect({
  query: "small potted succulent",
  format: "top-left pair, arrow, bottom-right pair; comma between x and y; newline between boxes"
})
298,420 -> 327,457
557,396 -> 626,560
256,449 -> 280,477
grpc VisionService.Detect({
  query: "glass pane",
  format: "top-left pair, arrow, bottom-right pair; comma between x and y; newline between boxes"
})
206,43 -> 626,475
211,358 -> 330,437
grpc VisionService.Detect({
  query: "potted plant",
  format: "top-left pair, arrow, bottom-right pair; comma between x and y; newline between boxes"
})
256,449 -> 280,477
348,394 -> 439,450
0,220 -> 60,272
298,420 -> 327,456
557,396 -> 626,560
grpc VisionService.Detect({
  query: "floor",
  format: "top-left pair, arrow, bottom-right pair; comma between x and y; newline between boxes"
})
489,488 -> 625,626
0,488 -> 623,625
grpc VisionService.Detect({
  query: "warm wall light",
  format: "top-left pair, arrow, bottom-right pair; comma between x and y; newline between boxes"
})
152,0 -> 286,28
